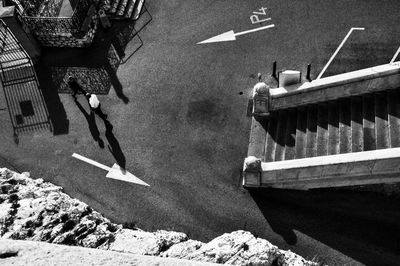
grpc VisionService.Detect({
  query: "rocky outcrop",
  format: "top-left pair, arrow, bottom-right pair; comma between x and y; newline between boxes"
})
0,168 -> 319,265
101,229 -> 188,255
0,169 -> 119,248
163,231 -> 314,266
0,239 -> 218,266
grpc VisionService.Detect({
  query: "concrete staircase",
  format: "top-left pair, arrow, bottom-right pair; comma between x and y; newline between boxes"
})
102,0 -> 145,20
262,90 -> 400,162
244,63 -> 400,190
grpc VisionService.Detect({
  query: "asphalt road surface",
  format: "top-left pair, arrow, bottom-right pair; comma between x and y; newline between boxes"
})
1,0 -> 400,265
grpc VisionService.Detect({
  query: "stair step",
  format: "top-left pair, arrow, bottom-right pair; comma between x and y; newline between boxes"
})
100,0 -> 111,11
284,109 -> 297,160
363,95 -> 376,151
117,0 -> 129,16
339,98 -> 351,154
109,0 -> 121,13
316,103 -> 329,156
305,105 -> 318,157
265,116 -> 278,162
351,97 -> 363,152
295,107 -> 308,159
387,90 -> 400,148
274,110 -> 288,161
327,101 -> 340,155
375,92 -> 390,149
133,0 -> 144,20
124,0 -> 136,18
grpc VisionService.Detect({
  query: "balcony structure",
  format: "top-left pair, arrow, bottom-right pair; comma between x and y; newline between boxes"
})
10,0 -> 98,47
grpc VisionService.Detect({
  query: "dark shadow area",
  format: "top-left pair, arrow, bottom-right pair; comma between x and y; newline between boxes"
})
254,115 -> 269,131
36,44 -> 122,97
74,98 -> 104,148
35,5 -> 152,104
104,120 -> 126,170
34,63 -> 69,135
250,187 -> 400,265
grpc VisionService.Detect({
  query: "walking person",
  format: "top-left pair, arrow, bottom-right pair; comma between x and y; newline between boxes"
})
68,76 -> 86,98
74,97 -> 105,148
86,93 -> 108,120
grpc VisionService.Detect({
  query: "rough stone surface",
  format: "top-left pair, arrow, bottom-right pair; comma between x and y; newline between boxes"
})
101,229 -> 188,255
0,168 -> 119,248
161,239 -> 204,259
0,168 -> 319,265
0,239 -> 218,266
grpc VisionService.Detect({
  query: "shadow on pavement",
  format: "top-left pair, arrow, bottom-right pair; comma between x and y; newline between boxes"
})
35,17 -> 152,105
30,6 -> 153,135
35,63 -> 69,135
249,187 -> 400,265
104,120 -> 126,170
74,98 -> 104,148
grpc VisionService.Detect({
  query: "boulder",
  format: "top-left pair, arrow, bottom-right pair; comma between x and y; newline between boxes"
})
277,250 -> 317,266
155,230 -> 188,250
184,231 -> 255,263
105,229 -> 162,255
161,239 -> 204,258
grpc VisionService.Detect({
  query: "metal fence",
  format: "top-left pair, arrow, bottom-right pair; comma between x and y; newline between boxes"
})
19,0 -> 91,34
0,20 -> 51,140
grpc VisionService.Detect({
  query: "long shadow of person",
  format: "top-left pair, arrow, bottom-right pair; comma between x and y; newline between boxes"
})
104,120 -> 126,171
74,99 -> 104,148
105,64 -> 130,104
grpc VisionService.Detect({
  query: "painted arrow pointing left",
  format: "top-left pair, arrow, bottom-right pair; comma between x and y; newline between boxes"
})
72,153 -> 150,187
197,24 -> 275,44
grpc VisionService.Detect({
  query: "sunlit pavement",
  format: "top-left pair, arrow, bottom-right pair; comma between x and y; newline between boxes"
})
1,1 -> 400,265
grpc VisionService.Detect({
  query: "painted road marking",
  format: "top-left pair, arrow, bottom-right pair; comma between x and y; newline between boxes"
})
390,46 -> 400,63
250,7 -> 270,24
250,16 -> 271,24
253,7 -> 268,16
72,153 -> 150,186
317,27 -> 365,79
198,24 -> 275,44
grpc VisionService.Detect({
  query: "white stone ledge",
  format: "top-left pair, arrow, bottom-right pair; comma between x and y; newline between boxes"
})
255,147 -> 400,189
271,62 -> 400,98
261,147 -> 400,170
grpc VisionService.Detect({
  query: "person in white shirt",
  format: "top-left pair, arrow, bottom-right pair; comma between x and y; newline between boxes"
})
86,93 -> 108,120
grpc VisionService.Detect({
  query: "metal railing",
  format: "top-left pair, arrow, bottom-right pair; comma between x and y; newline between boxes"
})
0,19 -> 52,140
19,0 -> 91,34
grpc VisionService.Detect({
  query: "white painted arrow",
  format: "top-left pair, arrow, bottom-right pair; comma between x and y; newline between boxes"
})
197,24 -> 275,44
72,153 -> 150,187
